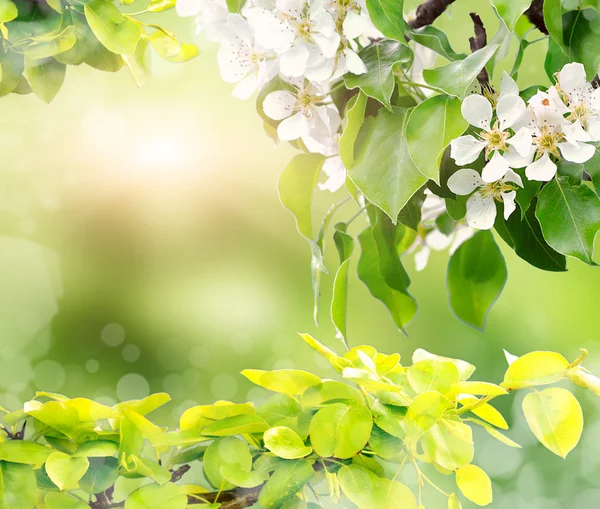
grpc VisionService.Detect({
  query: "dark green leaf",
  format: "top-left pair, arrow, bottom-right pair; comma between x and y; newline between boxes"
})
447,231 -> 507,330
331,223 -> 355,345
562,8 -> 600,79
397,187 -> 425,230
79,457 -> 119,494
536,177 -> 600,265
544,37 -> 570,82
406,26 -> 466,61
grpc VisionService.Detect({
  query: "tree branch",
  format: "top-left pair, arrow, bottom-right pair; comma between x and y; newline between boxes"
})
524,0 -> 548,35
469,13 -> 491,89
408,0 -> 457,30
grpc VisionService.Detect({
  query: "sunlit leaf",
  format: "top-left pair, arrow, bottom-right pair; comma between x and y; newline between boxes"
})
456,464 -> 493,506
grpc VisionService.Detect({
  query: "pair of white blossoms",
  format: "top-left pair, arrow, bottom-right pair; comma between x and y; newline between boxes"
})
449,63 -> 600,230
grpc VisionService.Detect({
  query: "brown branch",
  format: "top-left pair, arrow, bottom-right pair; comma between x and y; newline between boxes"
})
408,0 -> 457,29
170,464 -> 191,483
469,13 -> 491,89
524,0 -> 548,35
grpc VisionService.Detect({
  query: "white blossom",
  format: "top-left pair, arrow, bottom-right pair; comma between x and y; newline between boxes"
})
318,155 -> 346,192
447,168 -> 523,230
450,73 -> 531,183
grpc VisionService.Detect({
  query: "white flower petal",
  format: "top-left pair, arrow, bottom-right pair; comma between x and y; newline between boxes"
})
217,44 -> 250,83
414,246 -> 431,272
503,168 -> 524,188
461,94 -> 493,131
499,71 -> 519,98
313,32 -> 340,59
447,168 -> 484,196
450,135 -> 486,165
482,151 -> 510,183
263,90 -> 296,121
588,116 -> 600,141
279,43 -> 310,77
426,229 -> 453,251
176,0 -> 203,17
503,143 -> 535,168
563,119 -> 593,144
343,10 -> 370,39
277,0 -> 304,16
449,226 -> 474,254
558,140 -> 595,163
245,8 -> 294,50
591,88 -> 600,111
466,193 -> 497,230
502,190 -> 517,220
497,94 -> 527,131
558,62 -> 587,102
318,156 -> 346,192
507,127 -> 533,157
525,152 -> 557,181
277,112 -> 308,140
232,74 -> 258,100
344,48 -> 367,75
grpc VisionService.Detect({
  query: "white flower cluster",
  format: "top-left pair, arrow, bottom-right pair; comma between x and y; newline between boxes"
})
449,63 -> 600,230
177,0 -> 382,191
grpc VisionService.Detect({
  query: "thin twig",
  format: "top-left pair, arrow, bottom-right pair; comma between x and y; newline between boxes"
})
469,13 -> 491,89
408,0 -> 457,30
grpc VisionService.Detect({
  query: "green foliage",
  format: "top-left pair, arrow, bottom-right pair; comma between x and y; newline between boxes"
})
0,0 -> 197,102
0,335 -> 594,508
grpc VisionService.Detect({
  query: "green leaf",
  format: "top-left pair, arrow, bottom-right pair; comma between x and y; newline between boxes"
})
398,187 -> 425,230
24,26 -> 77,60
79,457 -> 119,494
277,153 -> 327,324
45,492 -> 89,509
349,107 -> 428,220
405,392 -> 453,436
544,37 -> 570,81
24,57 -> 65,104
301,380 -> 365,407
522,388 -> 583,458
124,483 -> 187,509
543,0 -> 565,53
455,464 -> 493,506
466,418 -> 521,448
406,26 -> 466,61
449,493 -> 463,509
123,38 -> 150,87
338,464 -> 417,509
344,40 -> 411,109
220,464 -> 268,488
339,92 -> 368,168
46,452 -> 89,491
0,441 -> 53,464
148,31 -> 199,63
242,369 -> 321,395
257,393 -> 301,425
366,0 -> 406,41
491,0 -> 533,31
500,201 -> 567,272
536,177 -> 600,265
421,418 -> 474,471
447,231 -> 507,330
309,402 -> 372,459
258,460 -> 314,509
0,461 -> 37,509
502,351 -> 569,390
408,359 -> 460,394
147,0 -> 177,12
84,0 -> 142,55
264,426 -> 312,459
331,223 -> 355,344
0,49 -> 24,97
406,94 -> 468,183
226,0 -> 246,13
202,414 -> 269,436
128,456 -> 171,485
0,0 -> 17,22
423,44 -> 499,98
75,440 -> 118,458
563,9 -> 600,79
368,425 -> 406,462
203,437 -> 252,490
357,210 -> 416,333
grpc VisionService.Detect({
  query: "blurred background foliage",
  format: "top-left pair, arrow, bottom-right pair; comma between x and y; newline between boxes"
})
1,0 -> 599,507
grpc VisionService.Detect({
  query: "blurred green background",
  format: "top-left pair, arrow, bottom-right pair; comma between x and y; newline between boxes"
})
1,0 -> 599,506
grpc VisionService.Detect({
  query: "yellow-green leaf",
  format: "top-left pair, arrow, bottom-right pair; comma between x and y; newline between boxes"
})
405,392 -> 453,436
522,387 -> 583,458
180,401 -> 255,430
241,369 -> 321,395
455,465 -> 492,506
263,426 -> 312,459
148,31 -> 199,63
0,0 -> 17,22
408,359 -> 460,394
202,414 -> 269,436
452,381 -> 507,397
467,418 -> 521,448
448,493 -> 462,509
84,0 -> 142,55
502,351 -> 569,390
421,419 -> 474,471
46,452 -> 90,491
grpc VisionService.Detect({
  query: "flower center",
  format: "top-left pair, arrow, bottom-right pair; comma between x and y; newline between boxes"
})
295,86 -> 320,116
294,19 -> 315,40
532,125 -> 563,159
480,122 -> 509,156
480,180 -> 516,200
568,101 -> 590,124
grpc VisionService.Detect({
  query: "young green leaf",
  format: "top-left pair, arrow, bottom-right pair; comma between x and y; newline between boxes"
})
331,223 -> 355,345
536,176 -> 600,265
46,452 -> 90,491
447,231 -> 507,330
258,460 -> 314,509
78,457 -> 119,494
455,464 -> 493,506
203,437 -> 252,489
241,369 -> 321,395
309,403 -> 373,459
491,0 -> 533,31
339,92 -> 368,168
421,419 -> 474,471
45,492 -> 89,509
406,26 -> 466,61
84,0 -> 142,55
0,441 -> 53,464
0,0 -> 17,23
0,461 -> 37,509
202,414 -> 269,436
502,351 -> 569,390
522,388 -> 583,458
405,392 -> 453,436
264,426 -> 312,459
124,482 -> 187,509
24,57 -> 66,104
406,94 -> 468,183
